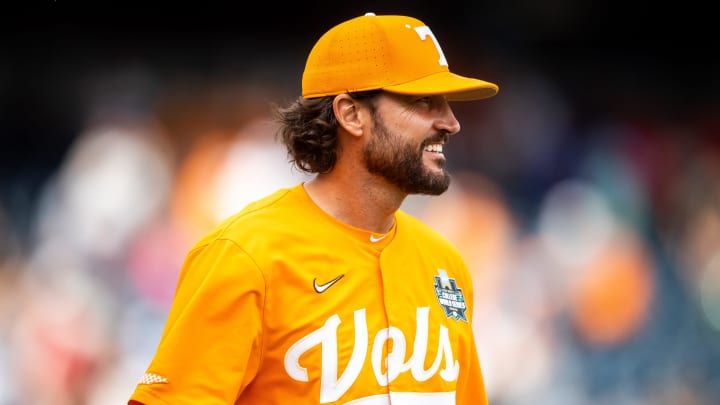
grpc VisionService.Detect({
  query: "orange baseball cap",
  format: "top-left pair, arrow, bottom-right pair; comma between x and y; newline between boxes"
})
302,13 -> 499,101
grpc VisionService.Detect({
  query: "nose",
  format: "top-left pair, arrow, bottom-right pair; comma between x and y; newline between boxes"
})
435,98 -> 461,135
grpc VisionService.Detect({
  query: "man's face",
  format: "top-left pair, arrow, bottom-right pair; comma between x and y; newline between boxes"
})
363,93 -> 460,195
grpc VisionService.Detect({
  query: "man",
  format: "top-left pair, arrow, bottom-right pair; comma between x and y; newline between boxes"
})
129,12 -> 498,405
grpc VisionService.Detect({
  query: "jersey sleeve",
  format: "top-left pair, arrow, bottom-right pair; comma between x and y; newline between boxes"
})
128,238 -> 266,404
455,330 -> 489,405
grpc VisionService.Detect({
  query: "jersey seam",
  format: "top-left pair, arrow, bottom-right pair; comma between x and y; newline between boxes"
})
220,237 -> 269,383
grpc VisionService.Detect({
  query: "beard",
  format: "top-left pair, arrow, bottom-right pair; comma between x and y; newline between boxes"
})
363,113 -> 451,195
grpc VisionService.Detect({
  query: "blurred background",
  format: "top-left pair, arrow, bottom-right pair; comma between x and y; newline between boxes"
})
1,1 -> 718,404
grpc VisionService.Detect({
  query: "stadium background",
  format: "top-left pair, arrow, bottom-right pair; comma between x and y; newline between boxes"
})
1,2 -> 718,404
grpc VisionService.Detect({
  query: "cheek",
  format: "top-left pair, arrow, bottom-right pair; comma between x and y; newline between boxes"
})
389,119 -> 429,147
395,109 -> 425,131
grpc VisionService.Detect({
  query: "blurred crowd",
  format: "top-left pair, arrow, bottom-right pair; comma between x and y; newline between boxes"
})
1,9 -> 719,405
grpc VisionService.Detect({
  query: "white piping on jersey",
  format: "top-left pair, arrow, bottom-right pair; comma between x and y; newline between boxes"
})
343,391 -> 456,405
284,307 -> 459,404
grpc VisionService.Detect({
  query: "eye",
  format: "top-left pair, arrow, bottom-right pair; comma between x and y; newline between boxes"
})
412,96 -> 432,106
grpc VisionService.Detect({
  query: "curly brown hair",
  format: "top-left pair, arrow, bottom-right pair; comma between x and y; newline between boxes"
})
272,91 -> 381,174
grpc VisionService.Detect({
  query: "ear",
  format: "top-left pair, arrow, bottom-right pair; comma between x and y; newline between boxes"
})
333,94 -> 365,138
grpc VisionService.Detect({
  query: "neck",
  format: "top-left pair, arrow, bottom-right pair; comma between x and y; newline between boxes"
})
303,172 -> 403,234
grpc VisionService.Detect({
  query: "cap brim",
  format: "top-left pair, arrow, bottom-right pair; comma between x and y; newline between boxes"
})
382,71 -> 499,101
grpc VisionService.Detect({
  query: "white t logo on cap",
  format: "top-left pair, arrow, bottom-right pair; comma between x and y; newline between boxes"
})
413,26 -> 448,67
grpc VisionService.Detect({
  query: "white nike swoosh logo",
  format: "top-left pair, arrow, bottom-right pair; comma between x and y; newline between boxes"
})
369,234 -> 388,243
313,274 -> 345,293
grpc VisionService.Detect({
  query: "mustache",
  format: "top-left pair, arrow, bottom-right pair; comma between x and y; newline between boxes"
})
422,131 -> 450,147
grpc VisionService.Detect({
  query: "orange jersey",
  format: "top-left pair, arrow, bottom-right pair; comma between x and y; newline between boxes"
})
129,183 -> 488,405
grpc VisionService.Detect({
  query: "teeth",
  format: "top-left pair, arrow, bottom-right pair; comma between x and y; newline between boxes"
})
424,144 -> 443,153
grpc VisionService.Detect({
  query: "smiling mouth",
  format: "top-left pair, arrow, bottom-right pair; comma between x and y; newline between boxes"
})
423,133 -> 449,155
423,142 -> 447,169
424,143 -> 444,153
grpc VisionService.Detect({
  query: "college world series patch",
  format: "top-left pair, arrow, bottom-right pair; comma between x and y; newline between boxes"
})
433,269 -> 468,322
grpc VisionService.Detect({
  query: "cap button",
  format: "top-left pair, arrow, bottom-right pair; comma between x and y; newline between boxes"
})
364,12 -> 376,16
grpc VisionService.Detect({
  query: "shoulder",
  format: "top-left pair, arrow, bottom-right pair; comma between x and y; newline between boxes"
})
394,210 -> 467,266
193,184 -> 307,249
396,210 -> 456,249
